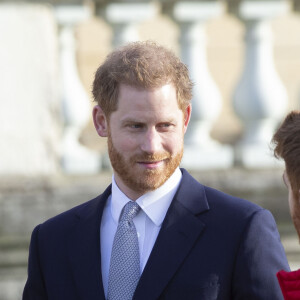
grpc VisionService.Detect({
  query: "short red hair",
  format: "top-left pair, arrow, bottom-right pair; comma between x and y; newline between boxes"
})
92,41 -> 193,118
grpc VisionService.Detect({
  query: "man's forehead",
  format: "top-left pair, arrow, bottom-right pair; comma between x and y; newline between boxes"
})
118,82 -> 174,92
117,84 -> 177,105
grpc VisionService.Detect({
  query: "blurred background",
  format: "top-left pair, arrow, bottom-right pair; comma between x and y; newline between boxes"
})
0,0 -> 300,299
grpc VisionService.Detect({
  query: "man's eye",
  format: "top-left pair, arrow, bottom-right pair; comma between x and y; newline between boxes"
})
129,124 -> 142,129
158,123 -> 172,128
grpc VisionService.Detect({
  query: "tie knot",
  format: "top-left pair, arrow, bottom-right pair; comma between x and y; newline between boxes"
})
120,201 -> 140,222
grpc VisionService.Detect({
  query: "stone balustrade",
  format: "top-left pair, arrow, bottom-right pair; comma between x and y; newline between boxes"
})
1,2 -> 300,299
0,0 -> 297,176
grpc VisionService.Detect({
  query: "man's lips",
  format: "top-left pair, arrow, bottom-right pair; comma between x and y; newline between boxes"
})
137,160 -> 165,169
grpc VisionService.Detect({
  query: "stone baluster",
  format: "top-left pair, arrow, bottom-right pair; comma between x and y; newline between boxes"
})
96,2 -> 157,47
164,1 -> 233,169
55,5 -> 101,174
232,0 -> 289,168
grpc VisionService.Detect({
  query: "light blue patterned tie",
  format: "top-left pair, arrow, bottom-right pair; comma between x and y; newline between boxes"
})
107,201 -> 141,300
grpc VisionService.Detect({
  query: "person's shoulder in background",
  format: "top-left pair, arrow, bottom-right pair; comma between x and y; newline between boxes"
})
277,269 -> 300,300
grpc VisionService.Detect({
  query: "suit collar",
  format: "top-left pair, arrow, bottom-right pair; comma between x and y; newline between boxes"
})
134,168 -> 209,300
67,185 -> 111,300
176,168 -> 209,214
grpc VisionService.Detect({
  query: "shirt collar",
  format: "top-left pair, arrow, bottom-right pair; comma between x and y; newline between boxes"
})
110,168 -> 182,226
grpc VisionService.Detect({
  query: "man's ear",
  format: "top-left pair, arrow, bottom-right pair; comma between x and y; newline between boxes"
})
183,104 -> 192,134
92,105 -> 108,137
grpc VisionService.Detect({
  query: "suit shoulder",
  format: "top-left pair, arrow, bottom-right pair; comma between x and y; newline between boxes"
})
179,170 -> 268,229
205,184 -> 261,209
201,184 -> 270,227
180,169 -> 264,214
197,184 -> 280,251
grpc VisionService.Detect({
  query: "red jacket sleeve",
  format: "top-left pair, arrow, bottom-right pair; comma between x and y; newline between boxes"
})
277,269 -> 300,300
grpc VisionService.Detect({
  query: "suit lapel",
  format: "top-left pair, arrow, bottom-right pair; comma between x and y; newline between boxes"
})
134,169 -> 209,300
67,185 -> 111,300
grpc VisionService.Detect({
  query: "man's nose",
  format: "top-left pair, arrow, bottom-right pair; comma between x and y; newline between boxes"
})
140,128 -> 162,154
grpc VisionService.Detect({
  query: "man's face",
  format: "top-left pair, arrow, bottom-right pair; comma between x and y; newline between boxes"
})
93,83 -> 191,200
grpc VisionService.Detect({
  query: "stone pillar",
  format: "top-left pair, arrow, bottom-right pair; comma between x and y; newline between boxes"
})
164,1 -> 233,169
0,3 -> 61,176
97,2 -> 157,47
233,0 -> 289,168
55,5 -> 101,174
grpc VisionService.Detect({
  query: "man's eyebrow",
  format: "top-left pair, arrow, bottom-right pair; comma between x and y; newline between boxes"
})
121,118 -> 144,124
120,116 -> 177,125
159,118 -> 176,123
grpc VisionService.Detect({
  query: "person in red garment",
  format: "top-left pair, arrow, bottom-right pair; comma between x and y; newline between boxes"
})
272,110 -> 300,300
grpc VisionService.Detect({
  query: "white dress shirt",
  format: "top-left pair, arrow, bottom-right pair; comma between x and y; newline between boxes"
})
100,168 -> 182,297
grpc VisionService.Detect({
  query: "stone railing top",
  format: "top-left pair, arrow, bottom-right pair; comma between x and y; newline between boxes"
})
170,1 -> 224,22
95,0 -> 153,3
94,0 -> 155,12
101,2 -> 157,23
4,0 -> 84,4
55,4 -> 91,24
226,0 -> 290,18
238,0 -> 290,19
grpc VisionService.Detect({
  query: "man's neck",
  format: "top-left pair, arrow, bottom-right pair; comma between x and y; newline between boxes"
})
113,174 -> 144,201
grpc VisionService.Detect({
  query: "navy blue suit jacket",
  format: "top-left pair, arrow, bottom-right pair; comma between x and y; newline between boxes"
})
23,169 -> 289,299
